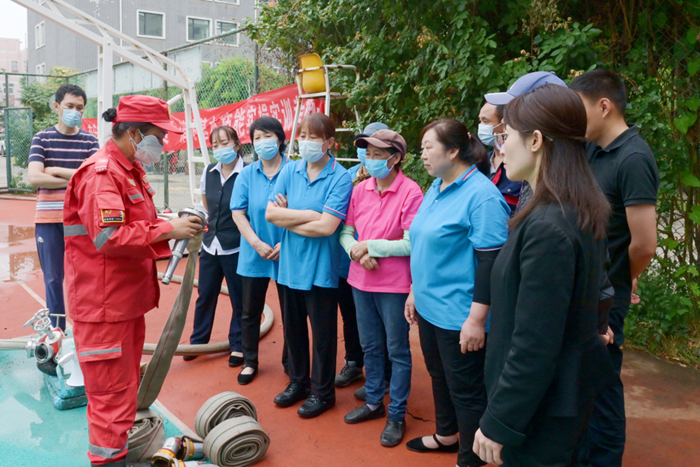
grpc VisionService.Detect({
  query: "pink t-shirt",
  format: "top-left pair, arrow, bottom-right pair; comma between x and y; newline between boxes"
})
346,170 -> 424,293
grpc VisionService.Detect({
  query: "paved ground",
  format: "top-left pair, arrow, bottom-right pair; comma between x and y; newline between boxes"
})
1,197 -> 699,466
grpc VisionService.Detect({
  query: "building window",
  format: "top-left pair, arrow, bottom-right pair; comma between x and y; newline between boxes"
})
36,63 -> 46,75
137,11 -> 165,39
187,17 -> 211,42
2,84 -> 15,95
216,0 -> 241,4
35,21 -> 45,49
216,21 -> 239,46
11,61 -> 18,72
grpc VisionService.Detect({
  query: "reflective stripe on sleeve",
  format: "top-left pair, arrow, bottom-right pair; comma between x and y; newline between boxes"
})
129,193 -> 143,200
79,346 -> 122,358
64,224 -> 88,236
88,440 -> 128,460
94,226 -> 118,250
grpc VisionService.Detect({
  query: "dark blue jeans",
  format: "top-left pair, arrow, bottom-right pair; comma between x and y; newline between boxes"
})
189,249 -> 243,352
352,288 -> 411,421
35,223 -> 66,329
576,304 -> 628,467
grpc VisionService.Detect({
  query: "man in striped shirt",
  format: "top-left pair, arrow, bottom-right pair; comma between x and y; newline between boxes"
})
28,84 -> 99,329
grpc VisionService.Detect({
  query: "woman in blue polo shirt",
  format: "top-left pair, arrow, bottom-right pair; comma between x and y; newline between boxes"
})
266,113 -> 353,419
231,116 -> 289,385
404,119 -> 510,467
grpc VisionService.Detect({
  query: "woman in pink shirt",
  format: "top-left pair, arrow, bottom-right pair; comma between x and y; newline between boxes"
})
339,129 -> 424,447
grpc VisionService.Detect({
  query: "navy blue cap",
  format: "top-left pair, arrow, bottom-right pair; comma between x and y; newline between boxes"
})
355,122 -> 390,139
484,72 -> 567,105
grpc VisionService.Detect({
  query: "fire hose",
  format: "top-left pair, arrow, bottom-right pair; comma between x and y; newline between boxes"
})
129,221 -> 271,465
0,209 -> 274,465
0,277 -> 274,354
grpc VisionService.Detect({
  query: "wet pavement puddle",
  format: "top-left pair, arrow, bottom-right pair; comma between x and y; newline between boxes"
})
0,224 -> 40,282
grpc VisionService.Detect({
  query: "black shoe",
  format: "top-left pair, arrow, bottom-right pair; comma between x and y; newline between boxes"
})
354,383 -> 391,401
229,353 -> 244,367
274,382 -> 311,408
237,366 -> 258,385
182,355 -> 197,361
297,394 -> 335,419
335,361 -> 364,388
380,419 -> 405,447
406,434 -> 460,453
344,403 -> 386,424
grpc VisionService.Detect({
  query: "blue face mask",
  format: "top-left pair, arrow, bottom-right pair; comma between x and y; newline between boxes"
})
254,137 -> 279,160
356,147 -> 367,164
298,140 -> 326,163
364,156 -> 396,179
213,146 -> 237,164
477,123 -> 495,147
61,108 -> 83,128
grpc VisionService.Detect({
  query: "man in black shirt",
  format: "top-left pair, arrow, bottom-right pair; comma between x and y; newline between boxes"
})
571,70 -> 659,467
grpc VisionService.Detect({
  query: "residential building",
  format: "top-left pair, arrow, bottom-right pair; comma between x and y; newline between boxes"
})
27,0 -> 257,74
0,38 -> 28,107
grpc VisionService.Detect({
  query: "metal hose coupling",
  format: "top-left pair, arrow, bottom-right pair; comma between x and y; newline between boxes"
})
161,207 -> 208,285
151,437 -> 182,466
179,436 -> 205,461
152,436 -> 205,466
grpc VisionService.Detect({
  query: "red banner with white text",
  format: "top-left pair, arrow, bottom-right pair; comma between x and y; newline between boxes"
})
81,85 -> 325,151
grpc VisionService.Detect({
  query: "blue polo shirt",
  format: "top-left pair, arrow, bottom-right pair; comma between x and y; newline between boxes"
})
230,157 -> 289,280
410,165 -> 510,331
340,162 -> 362,279
270,156 -> 353,290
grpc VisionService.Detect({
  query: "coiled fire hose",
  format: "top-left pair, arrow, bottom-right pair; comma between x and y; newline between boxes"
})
130,230 -> 275,464
128,231 -> 205,463
150,392 -> 269,467
196,393 -> 269,467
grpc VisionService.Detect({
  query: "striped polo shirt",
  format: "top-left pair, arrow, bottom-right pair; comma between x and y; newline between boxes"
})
28,126 -> 100,223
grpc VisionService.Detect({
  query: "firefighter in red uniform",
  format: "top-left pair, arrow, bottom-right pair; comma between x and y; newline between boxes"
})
63,95 -> 202,467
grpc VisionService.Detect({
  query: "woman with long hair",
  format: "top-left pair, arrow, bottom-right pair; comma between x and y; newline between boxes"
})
405,119 -> 510,467
473,84 -> 616,466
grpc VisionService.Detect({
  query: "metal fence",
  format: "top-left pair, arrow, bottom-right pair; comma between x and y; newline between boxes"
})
2,28 -> 293,210
3,108 -> 34,192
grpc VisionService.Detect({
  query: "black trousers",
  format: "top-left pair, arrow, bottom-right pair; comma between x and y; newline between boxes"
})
576,304 -> 628,467
417,313 -> 487,467
504,400 -> 594,467
282,285 -> 338,402
241,276 -> 287,371
338,277 -> 364,366
190,250 -> 243,352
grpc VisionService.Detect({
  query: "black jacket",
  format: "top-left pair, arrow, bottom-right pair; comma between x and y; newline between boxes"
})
480,202 -> 615,447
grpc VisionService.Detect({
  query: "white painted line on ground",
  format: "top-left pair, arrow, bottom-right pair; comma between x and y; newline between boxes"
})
10,272 -> 73,331
153,399 -> 200,440
15,278 -> 46,307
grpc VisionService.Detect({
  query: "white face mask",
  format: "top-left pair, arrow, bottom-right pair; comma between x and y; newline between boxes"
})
131,130 -> 164,166
298,140 -> 327,163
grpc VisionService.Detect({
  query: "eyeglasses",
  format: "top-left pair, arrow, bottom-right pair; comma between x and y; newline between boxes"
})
494,132 -> 507,147
494,131 -> 553,147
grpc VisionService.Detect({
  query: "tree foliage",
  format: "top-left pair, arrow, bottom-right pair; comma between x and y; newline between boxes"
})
196,56 -> 292,110
248,0 -> 700,361
20,66 -> 78,132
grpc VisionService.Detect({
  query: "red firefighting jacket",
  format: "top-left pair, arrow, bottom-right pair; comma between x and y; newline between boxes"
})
64,139 -> 173,322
